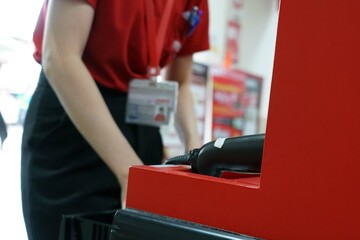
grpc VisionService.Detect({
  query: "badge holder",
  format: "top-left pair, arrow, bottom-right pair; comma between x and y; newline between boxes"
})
125,0 -> 178,127
126,77 -> 178,127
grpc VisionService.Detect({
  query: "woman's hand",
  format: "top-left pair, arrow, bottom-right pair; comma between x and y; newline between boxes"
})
117,168 -> 130,209
166,55 -> 203,154
185,137 -> 202,153
119,175 -> 128,209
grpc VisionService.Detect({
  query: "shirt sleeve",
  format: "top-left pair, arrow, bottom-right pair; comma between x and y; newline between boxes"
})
177,0 -> 210,56
33,1 -> 49,63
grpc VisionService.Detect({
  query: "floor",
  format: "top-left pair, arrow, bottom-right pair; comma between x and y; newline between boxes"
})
0,125 -> 28,240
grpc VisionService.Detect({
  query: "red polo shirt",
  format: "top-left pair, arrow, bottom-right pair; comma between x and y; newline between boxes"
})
33,0 -> 210,92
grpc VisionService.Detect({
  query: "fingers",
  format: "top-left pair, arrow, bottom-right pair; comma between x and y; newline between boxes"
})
120,179 -> 128,209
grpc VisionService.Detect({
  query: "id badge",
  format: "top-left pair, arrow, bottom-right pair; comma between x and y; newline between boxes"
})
125,78 -> 178,127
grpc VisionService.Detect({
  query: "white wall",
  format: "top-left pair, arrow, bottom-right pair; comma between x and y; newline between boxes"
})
0,0 -> 43,41
194,0 -> 230,66
194,0 -> 279,133
238,0 -> 279,132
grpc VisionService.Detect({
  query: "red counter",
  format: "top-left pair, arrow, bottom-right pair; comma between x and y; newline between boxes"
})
126,0 -> 360,239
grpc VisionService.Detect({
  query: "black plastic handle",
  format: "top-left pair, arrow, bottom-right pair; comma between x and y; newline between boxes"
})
191,134 -> 265,177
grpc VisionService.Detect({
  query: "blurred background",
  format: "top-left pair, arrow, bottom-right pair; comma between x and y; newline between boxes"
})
0,0 -> 279,239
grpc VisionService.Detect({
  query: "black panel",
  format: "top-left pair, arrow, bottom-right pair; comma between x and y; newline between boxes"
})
111,208 -> 259,240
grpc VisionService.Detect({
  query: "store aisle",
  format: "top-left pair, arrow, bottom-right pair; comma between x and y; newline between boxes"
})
0,125 -> 28,240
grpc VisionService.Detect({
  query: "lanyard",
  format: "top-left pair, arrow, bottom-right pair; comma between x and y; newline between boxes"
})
144,0 -> 175,79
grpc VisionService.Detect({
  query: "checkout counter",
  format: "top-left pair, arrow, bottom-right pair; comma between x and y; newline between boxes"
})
110,0 -> 360,239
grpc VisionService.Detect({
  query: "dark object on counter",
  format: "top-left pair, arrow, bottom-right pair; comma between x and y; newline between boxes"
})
164,134 -> 265,177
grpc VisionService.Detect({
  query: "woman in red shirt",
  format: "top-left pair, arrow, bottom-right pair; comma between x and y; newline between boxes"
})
21,0 -> 209,239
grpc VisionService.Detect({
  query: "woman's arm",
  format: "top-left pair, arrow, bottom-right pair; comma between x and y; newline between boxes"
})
42,0 -> 142,206
165,55 -> 202,153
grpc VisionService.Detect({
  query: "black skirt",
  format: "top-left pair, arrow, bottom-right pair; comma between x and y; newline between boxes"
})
21,70 -> 163,240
